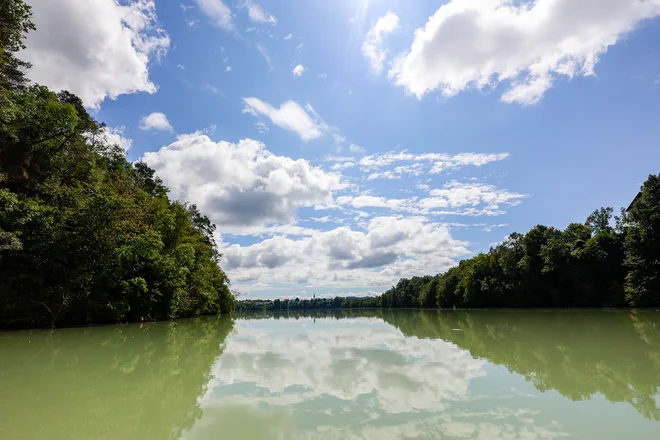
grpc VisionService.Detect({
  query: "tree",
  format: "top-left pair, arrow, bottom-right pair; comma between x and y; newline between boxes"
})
624,174 -> 660,306
0,5 -> 234,328
586,207 -> 614,235
0,0 -> 35,89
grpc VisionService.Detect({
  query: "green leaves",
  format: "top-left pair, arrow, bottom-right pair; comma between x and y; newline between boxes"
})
624,174 -> 660,306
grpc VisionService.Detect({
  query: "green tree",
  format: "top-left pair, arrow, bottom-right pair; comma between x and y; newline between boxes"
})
624,174 -> 660,306
0,0 -> 35,89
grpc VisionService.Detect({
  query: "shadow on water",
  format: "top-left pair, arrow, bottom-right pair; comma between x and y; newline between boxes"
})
242,308 -> 660,421
0,315 -> 234,439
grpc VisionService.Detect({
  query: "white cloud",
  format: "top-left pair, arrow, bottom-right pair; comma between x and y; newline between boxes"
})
254,120 -> 269,133
142,135 -> 344,229
177,64 -> 185,70
225,66 -> 232,72
243,98 -> 329,141
394,163 -> 424,176
180,4 -> 194,12
337,195 -> 414,212
22,0 -> 170,109
292,64 -> 306,77
366,171 -> 401,181
256,44 -> 274,71
195,0 -> 233,29
349,144 -> 366,154
425,152 -> 511,174
284,33 -> 293,40
201,83 -> 222,95
139,112 -> 173,131
186,18 -> 200,28
362,11 -> 400,74
331,161 -> 357,171
418,181 -> 526,212
389,0 -> 660,105
221,216 -> 469,287
244,1 -> 277,24
332,133 -> 346,144
359,151 -> 509,176
336,181 -> 525,217
97,126 -> 133,153
323,155 -> 356,162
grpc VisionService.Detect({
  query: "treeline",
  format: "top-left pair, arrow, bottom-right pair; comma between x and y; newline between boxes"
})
237,173 -> 660,311
380,174 -> 660,309
0,0 -> 234,328
234,296 -> 381,312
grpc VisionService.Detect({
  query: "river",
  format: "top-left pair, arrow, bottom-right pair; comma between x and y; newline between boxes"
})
1,309 -> 659,439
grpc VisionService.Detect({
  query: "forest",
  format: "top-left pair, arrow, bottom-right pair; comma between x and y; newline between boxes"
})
0,0 -> 235,328
238,172 -> 660,311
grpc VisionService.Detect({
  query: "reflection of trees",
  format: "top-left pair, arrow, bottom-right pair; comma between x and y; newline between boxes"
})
382,309 -> 660,421
0,316 -> 234,439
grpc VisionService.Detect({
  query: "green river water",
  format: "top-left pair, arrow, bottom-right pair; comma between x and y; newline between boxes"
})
1,309 -> 660,439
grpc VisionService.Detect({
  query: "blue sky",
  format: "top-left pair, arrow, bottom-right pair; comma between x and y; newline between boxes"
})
21,0 -> 660,298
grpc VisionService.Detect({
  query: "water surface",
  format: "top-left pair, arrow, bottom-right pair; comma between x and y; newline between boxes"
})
1,310 -> 660,439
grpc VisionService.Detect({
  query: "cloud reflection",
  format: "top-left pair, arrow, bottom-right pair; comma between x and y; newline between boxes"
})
183,317 -> 567,440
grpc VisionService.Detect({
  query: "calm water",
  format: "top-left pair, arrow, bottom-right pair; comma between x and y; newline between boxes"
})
2,310 -> 660,439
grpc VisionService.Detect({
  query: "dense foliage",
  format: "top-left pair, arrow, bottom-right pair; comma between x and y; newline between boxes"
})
0,0 -> 234,328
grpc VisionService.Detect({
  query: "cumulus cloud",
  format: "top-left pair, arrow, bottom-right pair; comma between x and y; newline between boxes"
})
389,0 -> 660,104
284,33 -> 293,40
222,216 -> 469,288
292,64 -> 306,77
139,112 -> 173,131
142,134 -> 343,229
362,11 -> 400,74
244,1 -> 277,24
243,98 -> 329,141
195,0 -> 233,29
22,0 -> 170,108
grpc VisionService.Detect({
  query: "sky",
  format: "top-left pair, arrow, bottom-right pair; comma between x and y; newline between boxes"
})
20,0 -> 660,299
